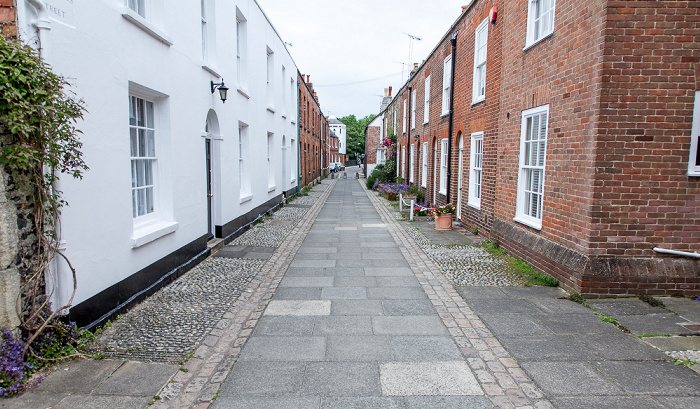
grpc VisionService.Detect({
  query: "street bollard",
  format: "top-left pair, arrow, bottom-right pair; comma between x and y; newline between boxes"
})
399,194 -> 403,212
410,200 -> 414,221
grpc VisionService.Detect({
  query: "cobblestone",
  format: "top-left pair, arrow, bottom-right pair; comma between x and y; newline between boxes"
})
403,225 -> 526,286
96,183 -> 332,364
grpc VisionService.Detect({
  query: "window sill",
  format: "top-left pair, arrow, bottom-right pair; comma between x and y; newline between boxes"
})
268,185 -> 277,193
267,106 -> 276,114
202,64 -> 222,78
441,112 -> 449,118
282,114 -> 287,119
439,190 -> 447,196
472,97 -> 485,106
121,7 -> 173,46
523,31 -> 554,52
688,171 -> 700,177
513,215 -> 542,231
240,193 -> 253,204
468,201 -> 481,210
131,220 -> 179,248
237,88 -> 250,99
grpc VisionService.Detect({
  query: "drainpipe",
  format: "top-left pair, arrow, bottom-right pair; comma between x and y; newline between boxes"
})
296,81 -> 300,194
445,31 -> 458,204
653,248 -> 700,259
26,0 -> 51,59
407,86 -> 412,183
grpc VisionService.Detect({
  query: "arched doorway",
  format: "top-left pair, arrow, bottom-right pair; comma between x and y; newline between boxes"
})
204,110 -> 221,239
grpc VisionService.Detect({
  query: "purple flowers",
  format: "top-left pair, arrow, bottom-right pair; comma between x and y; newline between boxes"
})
0,330 -> 34,397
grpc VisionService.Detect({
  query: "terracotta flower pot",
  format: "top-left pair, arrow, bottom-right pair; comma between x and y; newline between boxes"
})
435,213 -> 453,231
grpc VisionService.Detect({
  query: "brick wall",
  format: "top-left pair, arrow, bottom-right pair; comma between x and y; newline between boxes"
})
0,0 -> 16,38
365,125 -> 380,167
298,72 -> 324,187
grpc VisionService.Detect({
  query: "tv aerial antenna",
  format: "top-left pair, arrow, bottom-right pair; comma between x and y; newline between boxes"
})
402,32 -> 422,83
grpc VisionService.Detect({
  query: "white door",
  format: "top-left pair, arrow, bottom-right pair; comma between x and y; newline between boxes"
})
457,135 -> 464,220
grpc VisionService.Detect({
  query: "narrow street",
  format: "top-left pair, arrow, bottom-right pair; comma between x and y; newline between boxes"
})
7,169 -> 700,408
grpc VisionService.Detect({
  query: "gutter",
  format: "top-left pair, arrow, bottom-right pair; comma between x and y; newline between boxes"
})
653,247 -> 700,259
445,31 -> 458,204
26,0 -> 51,58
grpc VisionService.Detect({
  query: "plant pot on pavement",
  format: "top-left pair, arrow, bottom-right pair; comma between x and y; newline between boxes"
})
435,213 -> 453,231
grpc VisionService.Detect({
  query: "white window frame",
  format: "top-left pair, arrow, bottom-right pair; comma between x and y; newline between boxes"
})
526,0 -> 556,49
689,91 -> 700,176
515,105 -> 549,229
468,132 -> 483,209
239,122 -> 251,201
402,99 -> 407,133
377,147 -> 386,165
410,143 -> 416,183
442,55 -> 452,116
236,9 -> 247,92
129,94 -> 157,221
439,138 -> 448,195
421,141 -> 428,187
473,19 -> 488,104
281,66 -> 287,117
267,132 -> 276,190
424,76 -> 431,124
266,47 -> 275,111
411,89 -> 416,129
200,0 -> 208,61
127,0 -> 147,18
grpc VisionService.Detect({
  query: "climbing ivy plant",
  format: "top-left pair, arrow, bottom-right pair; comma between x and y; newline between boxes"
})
0,35 -> 87,358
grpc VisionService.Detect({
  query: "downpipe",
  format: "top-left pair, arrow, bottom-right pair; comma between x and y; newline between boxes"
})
653,248 -> 700,259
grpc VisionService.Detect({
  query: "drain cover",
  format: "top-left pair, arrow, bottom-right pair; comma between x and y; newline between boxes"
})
680,323 -> 700,331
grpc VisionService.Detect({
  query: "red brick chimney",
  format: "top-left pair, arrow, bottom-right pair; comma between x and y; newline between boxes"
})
389,86 -> 393,97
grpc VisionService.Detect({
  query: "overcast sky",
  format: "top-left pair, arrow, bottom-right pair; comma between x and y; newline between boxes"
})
257,0 -> 465,119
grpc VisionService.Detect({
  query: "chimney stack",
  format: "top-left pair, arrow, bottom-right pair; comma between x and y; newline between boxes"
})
389,86 -> 392,97
461,5 -> 468,12
384,88 -> 388,97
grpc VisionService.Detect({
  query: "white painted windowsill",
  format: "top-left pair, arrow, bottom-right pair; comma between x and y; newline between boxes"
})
237,88 -> 250,99
202,64 -> 222,78
131,220 -> 179,248
268,185 -> 277,193
121,8 -> 173,46
468,201 -> 481,210
513,215 -> 542,231
240,193 -> 253,204
523,31 -> 554,52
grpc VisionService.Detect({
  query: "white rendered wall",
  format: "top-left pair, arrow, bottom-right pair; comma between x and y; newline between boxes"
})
18,0 -> 298,311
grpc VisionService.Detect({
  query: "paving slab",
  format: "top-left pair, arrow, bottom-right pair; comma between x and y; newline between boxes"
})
529,298 -> 597,315
588,298 -> 669,316
217,361 -> 306,397
375,277 -> 421,287
479,313 -> 552,336
213,396 -> 321,409
325,335 -> 392,361
34,359 -> 124,394
500,286 -> 568,299
466,298 -> 542,314
521,361 -> 623,396
253,316 -> 316,336
264,300 -> 331,316
367,287 -> 427,300
313,316 -> 373,335
643,335 -> 700,352
301,362 -> 381,396
380,361 -> 482,396
321,396 -> 405,409
273,287 -> 323,300
404,395 -> 493,409
382,299 -> 436,316
659,297 -> 700,322
550,396 -> 665,409
537,312 -> 622,335
364,267 -> 414,277
456,286 -> 510,300
1,392 -> 64,409
390,336 -> 463,361
279,276 -> 335,288
238,336 -> 326,361
499,335 -> 593,361
52,395 -> 151,409
616,313 -> 694,335
577,331 -> 669,361
372,316 -> 448,336
321,287 -> 368,300
94,361 -> 177,396
331,299 -> 384,316
595,361 -> 700,395
656,396 -> 700,408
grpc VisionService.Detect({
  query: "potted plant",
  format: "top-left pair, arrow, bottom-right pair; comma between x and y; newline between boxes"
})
433,204 -> 456,231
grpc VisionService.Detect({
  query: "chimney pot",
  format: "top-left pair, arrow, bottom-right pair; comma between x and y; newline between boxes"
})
414,63 -> 419,69
461,5 -> 468,12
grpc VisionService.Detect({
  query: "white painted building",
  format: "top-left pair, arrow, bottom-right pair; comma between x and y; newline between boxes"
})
15,0 -> 299,327
328,116 -> 346,156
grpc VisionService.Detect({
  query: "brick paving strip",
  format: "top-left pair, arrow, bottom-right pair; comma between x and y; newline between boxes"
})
156,179 -> 338,409
360,180 -> 553,409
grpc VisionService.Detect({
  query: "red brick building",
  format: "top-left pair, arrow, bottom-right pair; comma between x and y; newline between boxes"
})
298,72 -> 327,186
381,0 -> 699,297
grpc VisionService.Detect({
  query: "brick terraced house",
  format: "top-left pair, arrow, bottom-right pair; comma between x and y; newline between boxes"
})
375,0 -> 699,297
